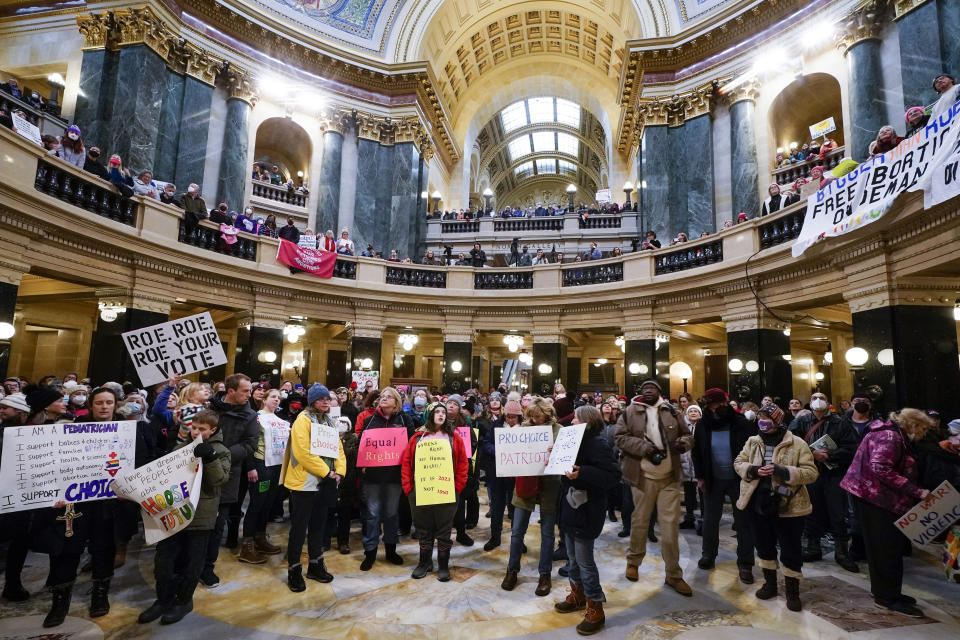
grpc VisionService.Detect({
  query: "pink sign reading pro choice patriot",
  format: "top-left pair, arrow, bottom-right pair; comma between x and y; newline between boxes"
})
356,427 -> 408,467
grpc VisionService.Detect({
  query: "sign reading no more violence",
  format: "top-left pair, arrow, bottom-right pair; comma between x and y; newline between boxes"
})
121,311 -> 227,386
895,480 -> 960,546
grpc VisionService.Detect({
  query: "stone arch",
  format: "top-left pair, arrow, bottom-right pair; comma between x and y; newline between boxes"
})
253,117 -> 314,183
768,73 -> 844,161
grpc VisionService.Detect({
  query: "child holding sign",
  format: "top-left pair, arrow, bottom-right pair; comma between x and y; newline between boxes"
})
400,403 -> 468,581
139,410 -> 230,625
281,384 -> 346,593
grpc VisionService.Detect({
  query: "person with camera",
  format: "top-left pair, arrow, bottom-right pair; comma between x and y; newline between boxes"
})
734,403 -> 818,612
614,380 -> 693,596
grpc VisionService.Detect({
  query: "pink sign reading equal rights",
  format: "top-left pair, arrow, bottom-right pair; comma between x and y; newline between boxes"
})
356,427 -> 408,467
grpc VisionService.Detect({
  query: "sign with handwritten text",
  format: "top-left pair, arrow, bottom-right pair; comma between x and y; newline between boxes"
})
495,425 -> 553,477
414,438 -> 456,506
544,423 -> 586,475
0,421 -> 137,513
260,412 -> 290,467
111,438 -> 203,544
356,427 -> 407,467
895,481 -> 960,546
310,420 -> 341,458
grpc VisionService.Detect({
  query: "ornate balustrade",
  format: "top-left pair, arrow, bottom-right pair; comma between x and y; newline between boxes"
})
474,270 -> 533,289
579,215 -> 622,229
385,265 -> 447,288
772,146 -> 846,185
35,157 -> 137,226
178,219 -> 258,261
494,217 -> 563,232
250,179 -> 308,208
562,262 -> 624,287
759,205 -> 805,249
653,240 -> 723,275
440,220 -> 480,234
333,257 -> 358,280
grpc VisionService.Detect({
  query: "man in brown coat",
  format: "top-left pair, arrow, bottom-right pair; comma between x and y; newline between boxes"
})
614,379 -> 693,596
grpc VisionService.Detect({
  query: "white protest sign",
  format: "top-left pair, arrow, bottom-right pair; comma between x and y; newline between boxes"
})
0,421 -> 137,513
793,99 -> 960,257
595,188 -> 611,203
12,113 -> 42,146
298,235 -> 317,249
809,116 -> 836,139
495,425 -> 553,477
352,370 -> 379,391
895,481 -> 960,546
310,420 -> 341,458
111,439 -> 203,545
544,423 -> 586,475
121,311 -> 227,386
260,412 -> 290,467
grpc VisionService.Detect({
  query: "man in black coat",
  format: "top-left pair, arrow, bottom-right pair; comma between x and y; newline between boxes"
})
692,388 -> 756,584
83,147 -> 109,181
787,390 -> 859,571
201,373 -> 258,587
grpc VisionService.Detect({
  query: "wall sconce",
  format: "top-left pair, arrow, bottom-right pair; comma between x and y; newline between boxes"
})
672,361 -> 693,393
450,360 -> 463,373
398,333 -> 419,351
728,358 -> 743,373
0,322 -> 14,340
257,350 -> 277,363
518,352 -> 533,366
98,302 -> 126,323
360,357 -> 374,370
595,358 -> 608,366
814,372 -> 825,381
745,360 -> 759,373
537,363 -> 553,375
615,336 -> 625,352
876,348 -> 894,367
844,347 -> 868,368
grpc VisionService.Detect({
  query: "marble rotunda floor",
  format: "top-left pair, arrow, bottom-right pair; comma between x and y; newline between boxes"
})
2,496 -> 959,640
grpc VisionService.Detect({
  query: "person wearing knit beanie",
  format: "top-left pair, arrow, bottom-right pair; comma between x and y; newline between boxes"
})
25,385 -> 66,421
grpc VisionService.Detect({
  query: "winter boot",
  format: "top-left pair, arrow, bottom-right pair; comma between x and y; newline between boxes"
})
360,549 -> 377,571
385,543 -> 403,565
755,568 -> 778,600
554,581 -> 586,613
238,537 -> 267,564
834,539 -> 860,573
114,542 -> 128,568
287,565 -> 306,592
254,533 -> 282,555
437,548 -> 451,582
43,582 -> 73,628
802,536 -> 822,562
306,558 -> 333,583
159,598 -> 193,624
89,577 -> 111,617
784,576 -> 802,611
412,543 -> 434,579
576,599 -> 605,635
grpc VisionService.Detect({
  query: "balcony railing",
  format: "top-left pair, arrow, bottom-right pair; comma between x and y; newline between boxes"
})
562,262 -> 624,287
386,265 -> 447,288
1,90 -> 67,135
772,146 -> 846,185
494,218 -> 563,232
333,257 -> 357,280
474,270 -> 533,289
654,240 -> 723,275
250,179 -> 308,208
178,220 -> 258,261
440,220 -> 480,234
34,157 -> 137,226
579,215 -> 621,229
759,205 -> 805,249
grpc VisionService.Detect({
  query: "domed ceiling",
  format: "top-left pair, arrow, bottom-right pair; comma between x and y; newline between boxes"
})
244,0 -> 746,58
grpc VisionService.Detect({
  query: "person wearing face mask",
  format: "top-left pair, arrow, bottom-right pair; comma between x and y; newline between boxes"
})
68,386 -> 89,420
58,124 -> 85,169
181,183 -> 208,235
787,392 -> 860,572
403,388 -> 429,428
692,388 -> 757,583
83,146 -> 109,180
480,397 -> 518,551
160,183 -> 182,208
209,201 -> 232,225
841,408 -> 931,618
235,207 -> 257,234
734,404 -> 818,612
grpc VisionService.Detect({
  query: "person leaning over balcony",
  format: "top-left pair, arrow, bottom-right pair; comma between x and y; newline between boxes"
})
133,171 -> 160,200
642,231 -> 661,250
469,242 -> 487,267
257,215 -> 277,238
583,243 -> 602,261
336,229 -> 355,255
269,165 -> 283,185
234,207 -> 257,234
209,202 -> 231,225
873,125 -> 904,156
278,216 -> 300,244
760,183 -> 798,217
904,106 -> 929,138
106,155 -> 134,197
182,184 -> 208,234
58,125 -> 85,169
251,163 -> 262,180
931,73 -> 959,119
817,137 -> 837,161
1,76 -> 22,98
421,249 -> 439,265
160,183 -> 182,208
41,134 -> 59,154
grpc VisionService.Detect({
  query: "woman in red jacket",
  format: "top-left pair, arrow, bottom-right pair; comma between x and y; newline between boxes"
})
401,403 -> 468,581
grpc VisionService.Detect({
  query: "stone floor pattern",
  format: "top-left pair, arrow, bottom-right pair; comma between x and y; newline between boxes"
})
2,499 -> 959,639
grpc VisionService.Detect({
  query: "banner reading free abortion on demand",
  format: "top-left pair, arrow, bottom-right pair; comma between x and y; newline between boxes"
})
792,98 -> 960,257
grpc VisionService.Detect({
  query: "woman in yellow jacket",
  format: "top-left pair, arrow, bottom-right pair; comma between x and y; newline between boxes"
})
282,384 -> 346,592
734,403 -> 818,612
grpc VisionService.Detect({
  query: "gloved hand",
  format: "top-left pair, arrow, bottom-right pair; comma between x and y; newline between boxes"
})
194,442 -> 217,463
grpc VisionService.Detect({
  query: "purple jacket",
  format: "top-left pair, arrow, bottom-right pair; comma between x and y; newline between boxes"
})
840,419 -> 923,514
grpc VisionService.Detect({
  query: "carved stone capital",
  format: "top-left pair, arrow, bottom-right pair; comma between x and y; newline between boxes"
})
95,287 -> 173,315
722,311 -> 790,333
835,1 -> 889,56
235,311 -> 287,330
638,85 -> 714,128
724,79 -> 761,106
842,279 -> 957,313
0,259 -> 30,286
623,324 -> 672,341
345,323 -> 384,340
443,331 -> 474,344
893,0 -> 933,19
221,66 -> 258,107
531,331 -> 569,346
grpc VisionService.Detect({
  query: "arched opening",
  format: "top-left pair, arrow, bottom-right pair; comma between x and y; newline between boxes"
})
768,73 -> 844,183
253,117 -> 313,186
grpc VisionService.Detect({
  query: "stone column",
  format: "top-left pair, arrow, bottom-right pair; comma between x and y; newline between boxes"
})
531,332 -> 568,397
316,110 -> 346,236
234,314 -> 285,389
87,289 -> 172,386
72,48 -> 116,150
623,327 -> 671,399
727,81 -> 761,219
836,2 -> 888,162
415,141 -> 432,260
216,68 -> 258,211
392,142 -> 424,260
442,339 -> 473,394
338,121 -> 359,235
723,310 -> 792,407
0,262 -> 26,380
896,1 -> 945,110
845,284 -> 960,416
174,75 -> 215,190
939,0 -> 960,84
154,68 -> 185,181
639,125 -> 670,240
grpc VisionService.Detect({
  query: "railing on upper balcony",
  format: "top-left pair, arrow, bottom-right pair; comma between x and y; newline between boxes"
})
494,217 -> 563,232
385,265 -> 447,288
474,270 -> 534,289
0,89 -> 67,134
579,215 -> 622,229
653,239 -> 723,275
250,179 -> 308,208
759,205 -> 806,249
562,261 -> 624,287
772,146 -> 846,185
332,257 -> 358,280
440,220 -> 480,234
178,220 -> 258,261
34,157 -> 137,225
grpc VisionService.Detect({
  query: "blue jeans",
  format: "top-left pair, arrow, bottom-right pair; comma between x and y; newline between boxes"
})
564,532 -> 604,602
508,507 -> 555,575
361,481 -> 402,552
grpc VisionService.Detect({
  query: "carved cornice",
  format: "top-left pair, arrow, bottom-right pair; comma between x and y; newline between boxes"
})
893,0 -> 932,19
345,323 -> 384,340
842,279 -> 957,313
531,331 -> 569,346
637,84 -> 715,129
94,287 -> 173,314
835,0 -> 890,56
722,311 -> 790,333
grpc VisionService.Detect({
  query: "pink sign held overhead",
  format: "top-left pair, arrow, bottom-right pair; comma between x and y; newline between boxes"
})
356,427 -> 407,467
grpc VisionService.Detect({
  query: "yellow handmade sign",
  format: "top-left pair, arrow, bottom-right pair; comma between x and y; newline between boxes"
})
414,437 -> 455,506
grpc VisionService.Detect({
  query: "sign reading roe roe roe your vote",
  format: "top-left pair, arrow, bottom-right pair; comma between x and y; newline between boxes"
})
122,312 -> 227,386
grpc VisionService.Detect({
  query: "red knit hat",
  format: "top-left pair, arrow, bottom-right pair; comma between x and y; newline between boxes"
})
703,388 -> 727,405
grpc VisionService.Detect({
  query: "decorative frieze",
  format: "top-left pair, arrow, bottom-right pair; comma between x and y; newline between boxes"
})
835,0 -> 889,56
893,0 -> 933,20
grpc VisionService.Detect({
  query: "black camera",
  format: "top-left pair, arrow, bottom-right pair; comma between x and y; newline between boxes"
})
774,484 -> 793,498
648,449 -> 667,465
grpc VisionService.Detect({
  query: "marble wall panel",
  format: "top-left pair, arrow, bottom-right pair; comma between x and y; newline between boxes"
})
316,130 -> 343,236
153,70 -> 184,182
730,100 -> 759,220
685,114 -> 715,236
639,125 -> 670,242
352,138 -> 382,251
848,40 -> 887,161
897,2 -> 943,111
73,49 -> 114,150
339,127 -> 359,233
215,98 -> 251,210
174,77 -> 213,191
939,0 -> 960,88
109,45 -> 166,173
390,142 -> 420,259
